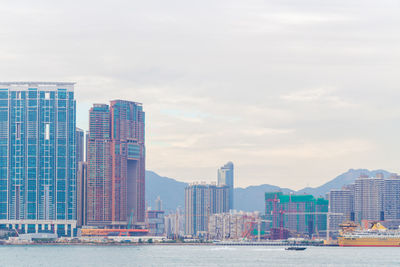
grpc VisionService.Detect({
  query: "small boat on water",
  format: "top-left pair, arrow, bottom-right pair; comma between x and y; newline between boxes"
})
285,247 -> 307,251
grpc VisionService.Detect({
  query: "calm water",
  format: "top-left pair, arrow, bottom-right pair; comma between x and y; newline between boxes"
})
1,245 -> 400,266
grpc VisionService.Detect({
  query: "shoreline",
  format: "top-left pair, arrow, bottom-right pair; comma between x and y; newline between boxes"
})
0,242 -> 335,247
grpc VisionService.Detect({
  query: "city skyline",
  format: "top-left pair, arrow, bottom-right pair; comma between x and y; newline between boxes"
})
2,1 -> 400,190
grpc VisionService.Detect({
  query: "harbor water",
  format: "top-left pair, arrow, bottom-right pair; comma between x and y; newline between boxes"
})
1,245 -> 400,266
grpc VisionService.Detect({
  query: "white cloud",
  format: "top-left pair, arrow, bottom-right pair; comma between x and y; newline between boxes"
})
281,88 -> 354,108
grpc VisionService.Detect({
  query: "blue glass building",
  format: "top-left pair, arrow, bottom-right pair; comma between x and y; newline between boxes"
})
0,82 -> 76,236
217,162 -> 234,210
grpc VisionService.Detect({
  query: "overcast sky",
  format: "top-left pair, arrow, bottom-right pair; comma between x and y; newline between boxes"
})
1,0 -> 400,189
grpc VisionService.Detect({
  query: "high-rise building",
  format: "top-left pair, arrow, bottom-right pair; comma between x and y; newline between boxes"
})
75,127 -> 86,227
87,104 -> 112,226
184,183 -> 229,236
76,162 -> 87,227
76,128 -> 84,164
328,174 -> 400,227
110,100 -> 146,224
354,176 -> 384,222
328,189 -> 353,236
85,131 -> 89,162
155,196 -> 162,211
0,82 -> 76,236
87,100 -> 145,228
265,192 -> 328,237
217,162 -> 234,210
383,176 -> 400,220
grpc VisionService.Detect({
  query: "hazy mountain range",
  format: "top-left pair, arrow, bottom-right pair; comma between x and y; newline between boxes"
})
145,169 -> 394,213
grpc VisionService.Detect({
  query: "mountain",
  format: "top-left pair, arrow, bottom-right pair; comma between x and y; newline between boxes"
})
145,168 -> 394,213
145,170 -> 187,212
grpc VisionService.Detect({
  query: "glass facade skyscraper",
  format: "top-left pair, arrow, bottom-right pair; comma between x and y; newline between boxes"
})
217,162 -> 234,210
0,82 -> 76,236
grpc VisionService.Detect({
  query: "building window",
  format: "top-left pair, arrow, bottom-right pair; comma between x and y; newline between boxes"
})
45,92 -> 50,100
45,124 -> 50,140
16,123 -> 21,139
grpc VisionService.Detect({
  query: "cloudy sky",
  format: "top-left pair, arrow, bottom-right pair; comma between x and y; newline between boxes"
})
1,0 -> 400,189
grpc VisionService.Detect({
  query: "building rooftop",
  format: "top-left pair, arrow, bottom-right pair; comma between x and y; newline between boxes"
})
0,81 -> 75,86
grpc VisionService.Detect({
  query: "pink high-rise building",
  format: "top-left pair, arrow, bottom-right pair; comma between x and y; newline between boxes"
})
87,101 -> 145,228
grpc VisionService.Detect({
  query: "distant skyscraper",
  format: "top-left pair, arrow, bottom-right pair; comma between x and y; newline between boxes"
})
87,100 -> 145,227
354,175 -> 384,222
185,183 -> 229,236
217,162 -> 234,210
383,175 -> 400,220
328,189 -> 353,235
76,128 -> 84,164
0,82 -> 76,236
155,196 -> 162,211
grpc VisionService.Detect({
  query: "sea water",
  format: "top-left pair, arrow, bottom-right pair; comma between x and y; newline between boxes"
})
1,245 -> 400,266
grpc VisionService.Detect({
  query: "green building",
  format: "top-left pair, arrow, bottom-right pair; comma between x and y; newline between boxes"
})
265,192 -> 328,237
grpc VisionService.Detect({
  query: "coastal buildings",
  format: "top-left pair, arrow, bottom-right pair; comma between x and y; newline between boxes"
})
265,192 -> 328,237
352,173 -> 400,222
327,173 -> 400,235
185,183 -> 230,236
217,162 -> 234,210
0,82 -> 77,236
87,100 -> 145,228
208,211 -> 262,240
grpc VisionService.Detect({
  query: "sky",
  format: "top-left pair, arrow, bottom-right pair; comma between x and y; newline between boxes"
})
1,0 -> 400,189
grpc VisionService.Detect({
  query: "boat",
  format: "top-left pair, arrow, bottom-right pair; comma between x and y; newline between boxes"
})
285,247 -> 307,251
338,222 -> 400,247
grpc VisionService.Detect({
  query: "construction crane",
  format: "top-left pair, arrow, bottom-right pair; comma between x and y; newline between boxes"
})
257,218 -> 271,241
120,210 -> 135,236
242,218 -> 271,241
266,194 -> 280,228
127,209 -> 134,229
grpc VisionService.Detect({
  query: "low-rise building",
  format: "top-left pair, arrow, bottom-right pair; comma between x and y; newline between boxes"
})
208,211 -> 262,240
